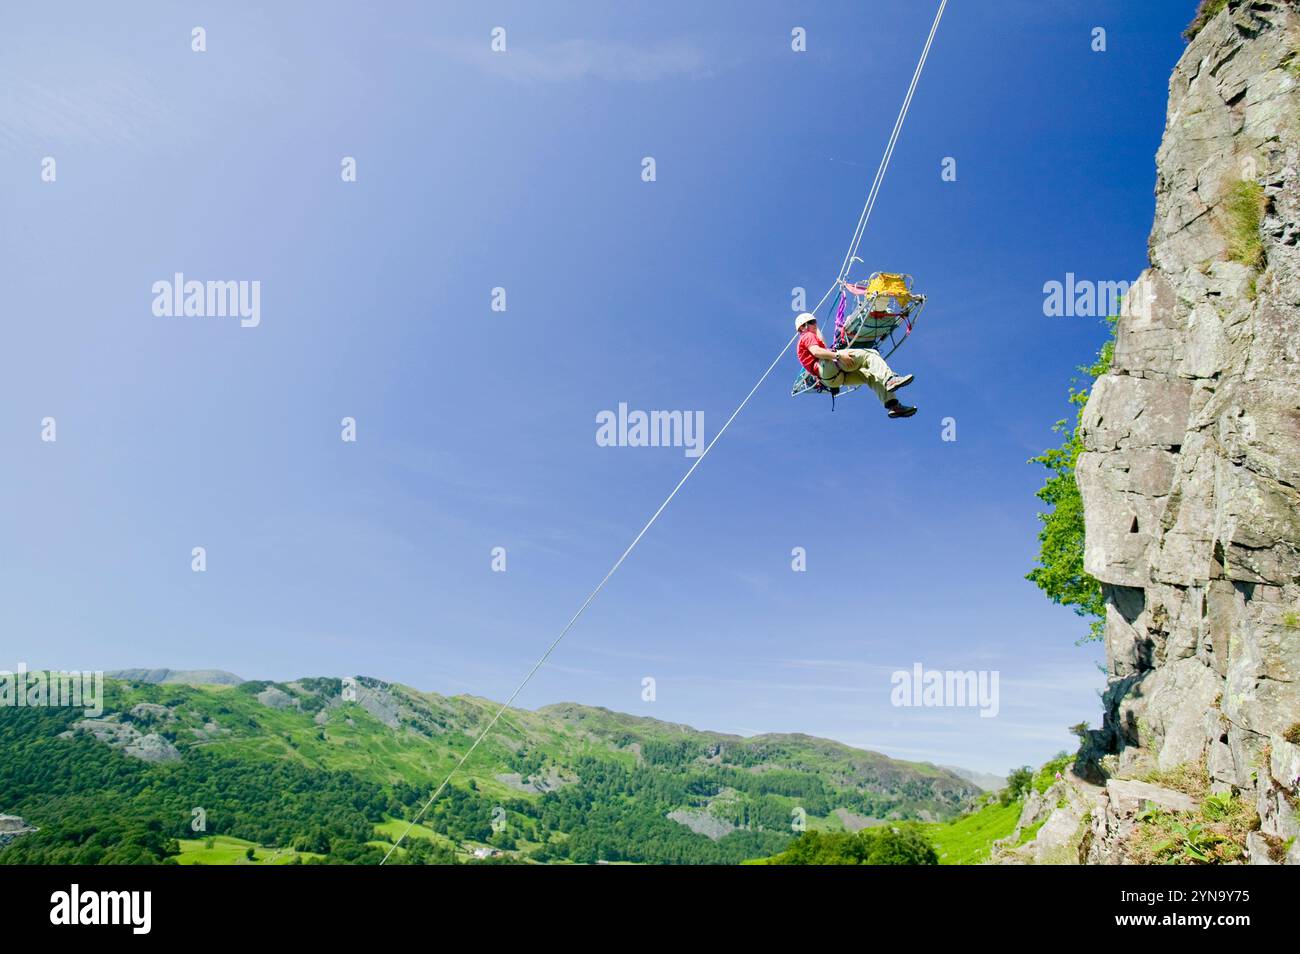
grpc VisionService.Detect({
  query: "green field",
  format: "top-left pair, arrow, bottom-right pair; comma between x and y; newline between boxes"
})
922,798 -> 1022,865
176,835 -> 323,865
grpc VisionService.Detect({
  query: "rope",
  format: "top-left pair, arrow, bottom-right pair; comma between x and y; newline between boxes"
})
838,0 -> 947,278
812,0 -> 947,316
382,0 -> 947,865
381,334 -> 800,864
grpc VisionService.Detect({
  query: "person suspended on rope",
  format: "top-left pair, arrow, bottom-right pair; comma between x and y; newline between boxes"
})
794,312 -> 917,418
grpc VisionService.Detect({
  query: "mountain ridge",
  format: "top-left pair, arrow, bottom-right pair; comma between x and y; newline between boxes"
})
0,670 -> 990,863
98,671 -> 1003,786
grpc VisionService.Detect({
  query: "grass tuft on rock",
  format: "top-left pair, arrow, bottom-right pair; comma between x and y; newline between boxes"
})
1140,758 -> 1211,799
1128,790 -> 1257,864
1184,0 -> 1228,42
1285,50 -> 1300,79
1222,179 -> 1267,268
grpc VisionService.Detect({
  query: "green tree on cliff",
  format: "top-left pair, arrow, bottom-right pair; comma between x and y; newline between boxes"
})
1026,317 -> 1116,643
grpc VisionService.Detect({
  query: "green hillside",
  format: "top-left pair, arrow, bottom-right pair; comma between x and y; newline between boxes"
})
0,674 -> 983,865
922,797 -> 1024,865
747,775 -> 1054,866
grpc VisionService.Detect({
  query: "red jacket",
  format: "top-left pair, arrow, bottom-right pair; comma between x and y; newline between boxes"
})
797,329 -> 827,376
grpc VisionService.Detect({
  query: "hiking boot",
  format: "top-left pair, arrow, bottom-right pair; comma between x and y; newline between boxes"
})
886,400 -> 917,419
885,373 -> 914,392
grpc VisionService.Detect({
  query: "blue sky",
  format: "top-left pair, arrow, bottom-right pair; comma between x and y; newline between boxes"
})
1,1 -> 1192,775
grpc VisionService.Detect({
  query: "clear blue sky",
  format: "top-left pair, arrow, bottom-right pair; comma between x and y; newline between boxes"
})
1,1 -> 1192,775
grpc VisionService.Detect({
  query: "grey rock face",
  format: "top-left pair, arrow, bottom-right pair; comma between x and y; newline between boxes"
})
0,814 -> 38,847
666,808 -> 737,841
1077,0 -> 1300,863
353,682 -> 401,729
255,686 -> 299,710
124,733 -> 181,763
0,814 -> 36,835
65,718 -> 181,763
494,768 -> 572,794
129,702 -> 174,722
991,775 -> 1101,866
1085,780 -> 1201,865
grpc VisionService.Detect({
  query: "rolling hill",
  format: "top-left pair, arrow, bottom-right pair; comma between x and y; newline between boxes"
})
0,671 -> 984,864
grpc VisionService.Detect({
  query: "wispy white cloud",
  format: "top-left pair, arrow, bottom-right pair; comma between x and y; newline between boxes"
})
0,41 -> 168,150
775,658 -> 897,675
566,641 -> 683,664
432,36 -> 716,84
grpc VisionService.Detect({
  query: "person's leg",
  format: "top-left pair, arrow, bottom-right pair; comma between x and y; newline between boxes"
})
837,369 -> 887,403
837,350 -> 916,416
836,349 -> 895,405
839,348 -> 897,378
816,358 -> 846,389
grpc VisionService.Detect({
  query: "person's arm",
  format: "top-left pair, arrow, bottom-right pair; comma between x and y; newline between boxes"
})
807,343 -> 839,361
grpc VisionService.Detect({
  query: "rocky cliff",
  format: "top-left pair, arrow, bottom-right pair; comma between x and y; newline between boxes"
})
1009,0 -> 1300,865
1084,0 -> 1300,864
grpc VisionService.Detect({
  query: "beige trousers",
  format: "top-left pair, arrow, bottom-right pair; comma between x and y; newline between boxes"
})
817,349 -> 896,405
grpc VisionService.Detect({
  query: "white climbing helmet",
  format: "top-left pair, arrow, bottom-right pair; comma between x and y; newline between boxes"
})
794,312 -> 817,332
